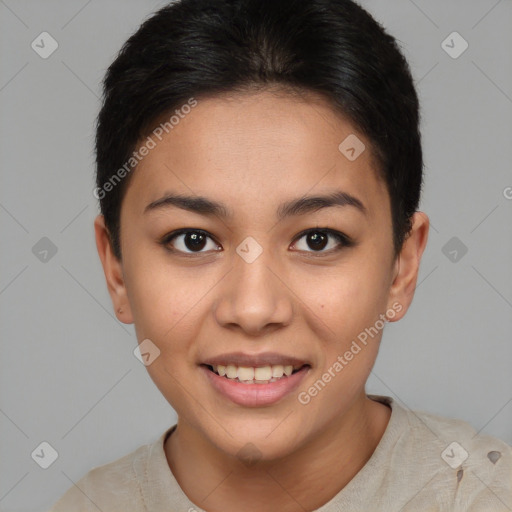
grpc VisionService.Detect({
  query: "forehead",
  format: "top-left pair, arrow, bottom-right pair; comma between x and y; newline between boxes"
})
123,88 -> 388,220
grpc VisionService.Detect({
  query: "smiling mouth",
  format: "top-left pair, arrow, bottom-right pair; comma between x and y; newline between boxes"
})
202,363 -> 309,384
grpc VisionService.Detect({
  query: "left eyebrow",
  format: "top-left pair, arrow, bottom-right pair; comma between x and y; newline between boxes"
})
143,190 -> 367,219
276,191 -> 367,220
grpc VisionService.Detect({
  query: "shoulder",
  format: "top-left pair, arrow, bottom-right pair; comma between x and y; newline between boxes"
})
49,442 -> 150,512
400,402 -> 512,511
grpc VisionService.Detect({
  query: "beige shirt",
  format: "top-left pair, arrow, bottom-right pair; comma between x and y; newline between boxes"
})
49,395 -> 512,511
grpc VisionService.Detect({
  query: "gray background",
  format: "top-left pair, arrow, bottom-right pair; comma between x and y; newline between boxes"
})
1,1 -> 511,511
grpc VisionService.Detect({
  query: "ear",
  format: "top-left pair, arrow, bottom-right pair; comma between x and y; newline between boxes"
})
386,211 -> 429,322
94,214 -> 133,324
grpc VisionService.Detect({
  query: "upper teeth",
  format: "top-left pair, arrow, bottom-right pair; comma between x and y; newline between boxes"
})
213,364 -> 299,381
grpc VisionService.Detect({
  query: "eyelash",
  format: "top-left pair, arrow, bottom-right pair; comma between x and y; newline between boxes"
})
159,227 -> 354,257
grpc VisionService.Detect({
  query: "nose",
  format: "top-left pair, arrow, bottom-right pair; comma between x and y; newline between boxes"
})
213,245 -> 294,336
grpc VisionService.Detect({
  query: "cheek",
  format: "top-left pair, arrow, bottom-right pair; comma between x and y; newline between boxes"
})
122,257 -> 205,410
291,256 -> 391,382
295,259 -> 388,330
122,250 -> 192,349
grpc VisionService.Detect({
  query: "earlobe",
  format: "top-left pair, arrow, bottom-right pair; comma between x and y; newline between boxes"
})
386,212 -> 429,322
93,214 -> 134,324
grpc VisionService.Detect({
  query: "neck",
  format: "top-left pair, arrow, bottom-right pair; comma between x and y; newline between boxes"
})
165,393 -> 391,512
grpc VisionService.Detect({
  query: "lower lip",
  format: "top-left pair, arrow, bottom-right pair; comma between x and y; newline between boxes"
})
200,365 -> 310,407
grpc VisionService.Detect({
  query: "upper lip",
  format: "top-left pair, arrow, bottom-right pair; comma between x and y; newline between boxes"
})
201,352 -> 310,368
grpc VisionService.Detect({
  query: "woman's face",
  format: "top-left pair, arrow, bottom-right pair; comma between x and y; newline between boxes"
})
106,89 -> 413,460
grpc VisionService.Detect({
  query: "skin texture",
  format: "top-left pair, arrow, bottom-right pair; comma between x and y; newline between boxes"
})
94,88 -> 429,512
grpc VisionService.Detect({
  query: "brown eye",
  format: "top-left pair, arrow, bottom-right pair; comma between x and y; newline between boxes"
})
292,229 -> 352,254
305,231 -> 329,251
162,229 -> 220,254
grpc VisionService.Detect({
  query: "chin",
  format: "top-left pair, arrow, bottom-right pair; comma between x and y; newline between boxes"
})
203,417 -> 306,463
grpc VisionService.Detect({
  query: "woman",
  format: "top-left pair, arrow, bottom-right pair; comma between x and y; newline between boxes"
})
51,0 -> 512,510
